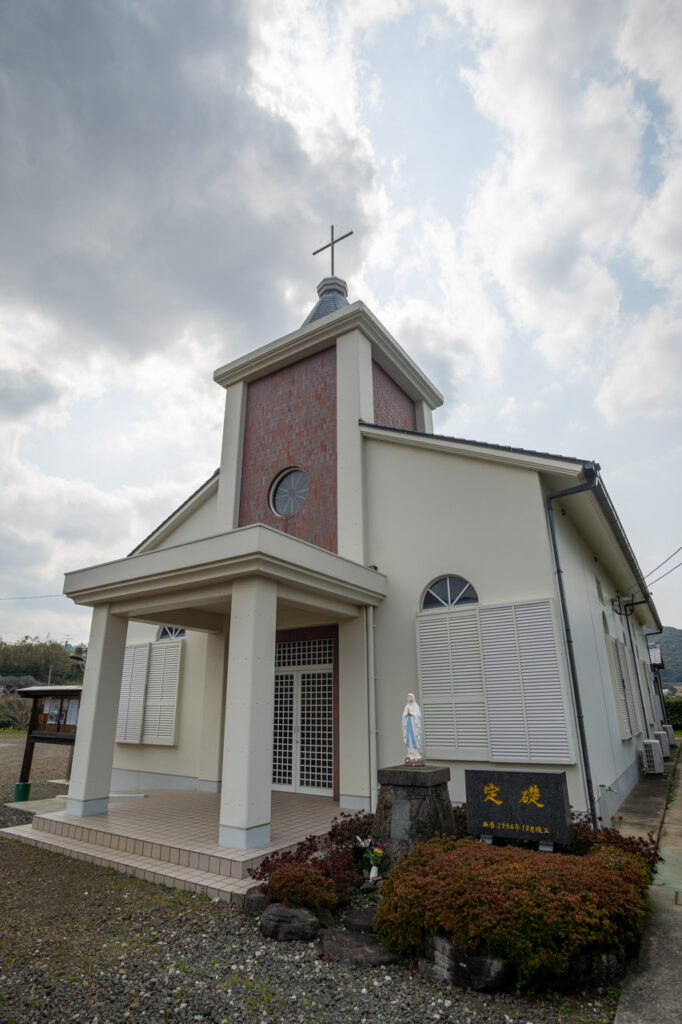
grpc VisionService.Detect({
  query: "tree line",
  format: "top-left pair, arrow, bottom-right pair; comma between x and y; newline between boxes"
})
0,638 -> 86,689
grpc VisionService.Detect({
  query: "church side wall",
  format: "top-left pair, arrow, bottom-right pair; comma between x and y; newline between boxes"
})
238,347 -> 337,552
372,361 -> 417,430
363,437 -> 587,811
552,512 -> 655,820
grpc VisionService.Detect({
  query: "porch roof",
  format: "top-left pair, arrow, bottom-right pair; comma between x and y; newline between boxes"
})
63,524 -> 387,631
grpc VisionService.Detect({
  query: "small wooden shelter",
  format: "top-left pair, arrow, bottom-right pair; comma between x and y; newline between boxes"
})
13,685 -> 82,801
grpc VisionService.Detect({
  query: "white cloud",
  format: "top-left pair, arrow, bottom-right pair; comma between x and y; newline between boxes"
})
596,305 -> 682,422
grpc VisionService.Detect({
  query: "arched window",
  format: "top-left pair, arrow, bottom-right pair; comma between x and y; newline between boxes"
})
421,575 -> 478,611
157,626 -> 185,640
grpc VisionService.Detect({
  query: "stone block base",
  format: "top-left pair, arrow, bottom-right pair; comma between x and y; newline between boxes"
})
372,764 -> 455,864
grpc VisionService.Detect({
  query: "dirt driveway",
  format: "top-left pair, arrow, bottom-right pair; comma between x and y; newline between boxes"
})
0,732 -> 70,827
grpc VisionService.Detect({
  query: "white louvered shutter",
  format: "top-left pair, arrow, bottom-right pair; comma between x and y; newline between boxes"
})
142,640 -> 182,745
479,605 -> 527,761
617,641 -> 640,736
640,660 -> 655,724
606,635 -> 632,739
515,601 -> 570,761
449,609 -> 488,755
416,609 -> 488,760
417,613 -> 457,757
624,646 -> 645,734
480,600 -> 570,764
116,644 -> 150,743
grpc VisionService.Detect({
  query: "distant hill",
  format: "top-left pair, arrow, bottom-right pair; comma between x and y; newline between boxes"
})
652,626 -> 682,686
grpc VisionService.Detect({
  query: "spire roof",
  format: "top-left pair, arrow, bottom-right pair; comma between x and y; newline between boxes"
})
302,276 -> 349,325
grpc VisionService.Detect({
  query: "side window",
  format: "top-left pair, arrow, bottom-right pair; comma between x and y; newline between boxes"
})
416,577 -> 570,764
421,575 -> 478,611
158,625 -> 185,640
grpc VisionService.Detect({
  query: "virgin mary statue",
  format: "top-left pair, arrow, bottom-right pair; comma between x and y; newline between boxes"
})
402,693 -> 424,764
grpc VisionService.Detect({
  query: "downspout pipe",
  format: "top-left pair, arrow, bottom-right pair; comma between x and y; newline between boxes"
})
545,464 -> 599,827
619,596 -> 652,739
366,605 -> 379,813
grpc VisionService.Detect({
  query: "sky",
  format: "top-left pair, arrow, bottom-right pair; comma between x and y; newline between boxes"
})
0,0 -> 680,644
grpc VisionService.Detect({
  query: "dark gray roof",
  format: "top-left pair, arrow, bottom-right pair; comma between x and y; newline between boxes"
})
360,420 -> 594,466
302,276 -> 349,325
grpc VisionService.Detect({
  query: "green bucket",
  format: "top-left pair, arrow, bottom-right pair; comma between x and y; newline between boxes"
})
13,782 -> 31,802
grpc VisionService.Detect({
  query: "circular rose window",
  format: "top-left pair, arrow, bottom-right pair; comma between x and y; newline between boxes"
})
270,468 -> 309,517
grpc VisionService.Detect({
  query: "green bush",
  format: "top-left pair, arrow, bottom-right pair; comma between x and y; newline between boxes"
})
262,862 -> 337,912
664,697 -> 682,730
374,836 -> 650,987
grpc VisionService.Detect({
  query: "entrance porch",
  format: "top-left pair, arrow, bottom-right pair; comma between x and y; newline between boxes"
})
63,524 -> 386,849
2,789 -> 340,905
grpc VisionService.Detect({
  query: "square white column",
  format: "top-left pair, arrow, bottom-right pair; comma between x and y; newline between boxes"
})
336,327 -> 374,562
219,577 -> 277,848
66,605 -> 128,817
195,629 -> 228,790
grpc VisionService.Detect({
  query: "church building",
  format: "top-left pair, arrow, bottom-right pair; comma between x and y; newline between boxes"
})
63,273 -> 664,850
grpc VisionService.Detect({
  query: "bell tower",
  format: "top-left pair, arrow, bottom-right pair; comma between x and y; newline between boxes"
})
213,277 -> 442,562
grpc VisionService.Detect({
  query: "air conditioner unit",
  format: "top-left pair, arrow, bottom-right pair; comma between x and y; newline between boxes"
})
654,730 -> 671,758
642,739 -> 665,775
664,724 -> 676,746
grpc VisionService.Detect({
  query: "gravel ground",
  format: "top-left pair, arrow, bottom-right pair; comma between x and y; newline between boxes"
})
0,733 -> 618,1024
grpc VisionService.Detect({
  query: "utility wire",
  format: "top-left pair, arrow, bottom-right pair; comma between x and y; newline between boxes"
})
647,560 -> 682,588
645,545 -> 682,579
0,594 -> 65,601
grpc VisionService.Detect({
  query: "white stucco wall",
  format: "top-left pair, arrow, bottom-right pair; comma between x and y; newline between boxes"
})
112,622 -> 226,789
146,490 -> 219,550
363,437 -> 589,809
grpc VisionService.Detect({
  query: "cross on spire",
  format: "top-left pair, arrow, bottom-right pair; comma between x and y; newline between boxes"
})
312,224 -> 353,277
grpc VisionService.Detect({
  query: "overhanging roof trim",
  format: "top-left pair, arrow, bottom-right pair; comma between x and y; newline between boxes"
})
130,470 -> 220,556
65,524 -> 388,610
213,301 -> 443,409
361,421 -> 661,630
591,475 -> 662,630
361,421 -> 591,466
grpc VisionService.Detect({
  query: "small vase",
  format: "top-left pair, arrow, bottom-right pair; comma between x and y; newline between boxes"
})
369,864 -> 379,880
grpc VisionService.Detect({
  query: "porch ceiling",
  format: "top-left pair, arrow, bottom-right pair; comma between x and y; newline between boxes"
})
63,524 -> 387,631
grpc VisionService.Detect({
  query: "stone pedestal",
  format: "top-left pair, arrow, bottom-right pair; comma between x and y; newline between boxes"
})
372,765 -> 455,865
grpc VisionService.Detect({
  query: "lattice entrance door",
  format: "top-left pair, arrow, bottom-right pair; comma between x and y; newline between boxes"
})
272,639 -> 333,795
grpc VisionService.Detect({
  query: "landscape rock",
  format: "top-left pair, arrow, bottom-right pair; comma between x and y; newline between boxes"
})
320,927 -> 400,967
243,887 -> 269,915
343,904 -> 378,933
419,935 -> 512,992
259,903 -> 320,942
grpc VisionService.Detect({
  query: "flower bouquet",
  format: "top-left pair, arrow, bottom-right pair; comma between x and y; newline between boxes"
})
357,836 -> 386,880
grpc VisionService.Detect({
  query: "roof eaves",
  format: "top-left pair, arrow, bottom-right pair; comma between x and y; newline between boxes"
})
129,469 -> 220,557
361,421 -> 662,630
360,421 -> 589,465
592,476 -> 662,630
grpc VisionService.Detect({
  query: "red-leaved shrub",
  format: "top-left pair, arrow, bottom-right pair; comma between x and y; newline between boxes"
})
567,815 -> 661,875
262,861 -> 337,912
375,836 -> 650,987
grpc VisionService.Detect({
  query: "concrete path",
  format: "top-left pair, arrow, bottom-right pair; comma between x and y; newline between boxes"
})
614,746 -> 682,1024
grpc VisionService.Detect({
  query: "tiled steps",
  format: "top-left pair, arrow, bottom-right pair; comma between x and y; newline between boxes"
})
1,821 -> 258,904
